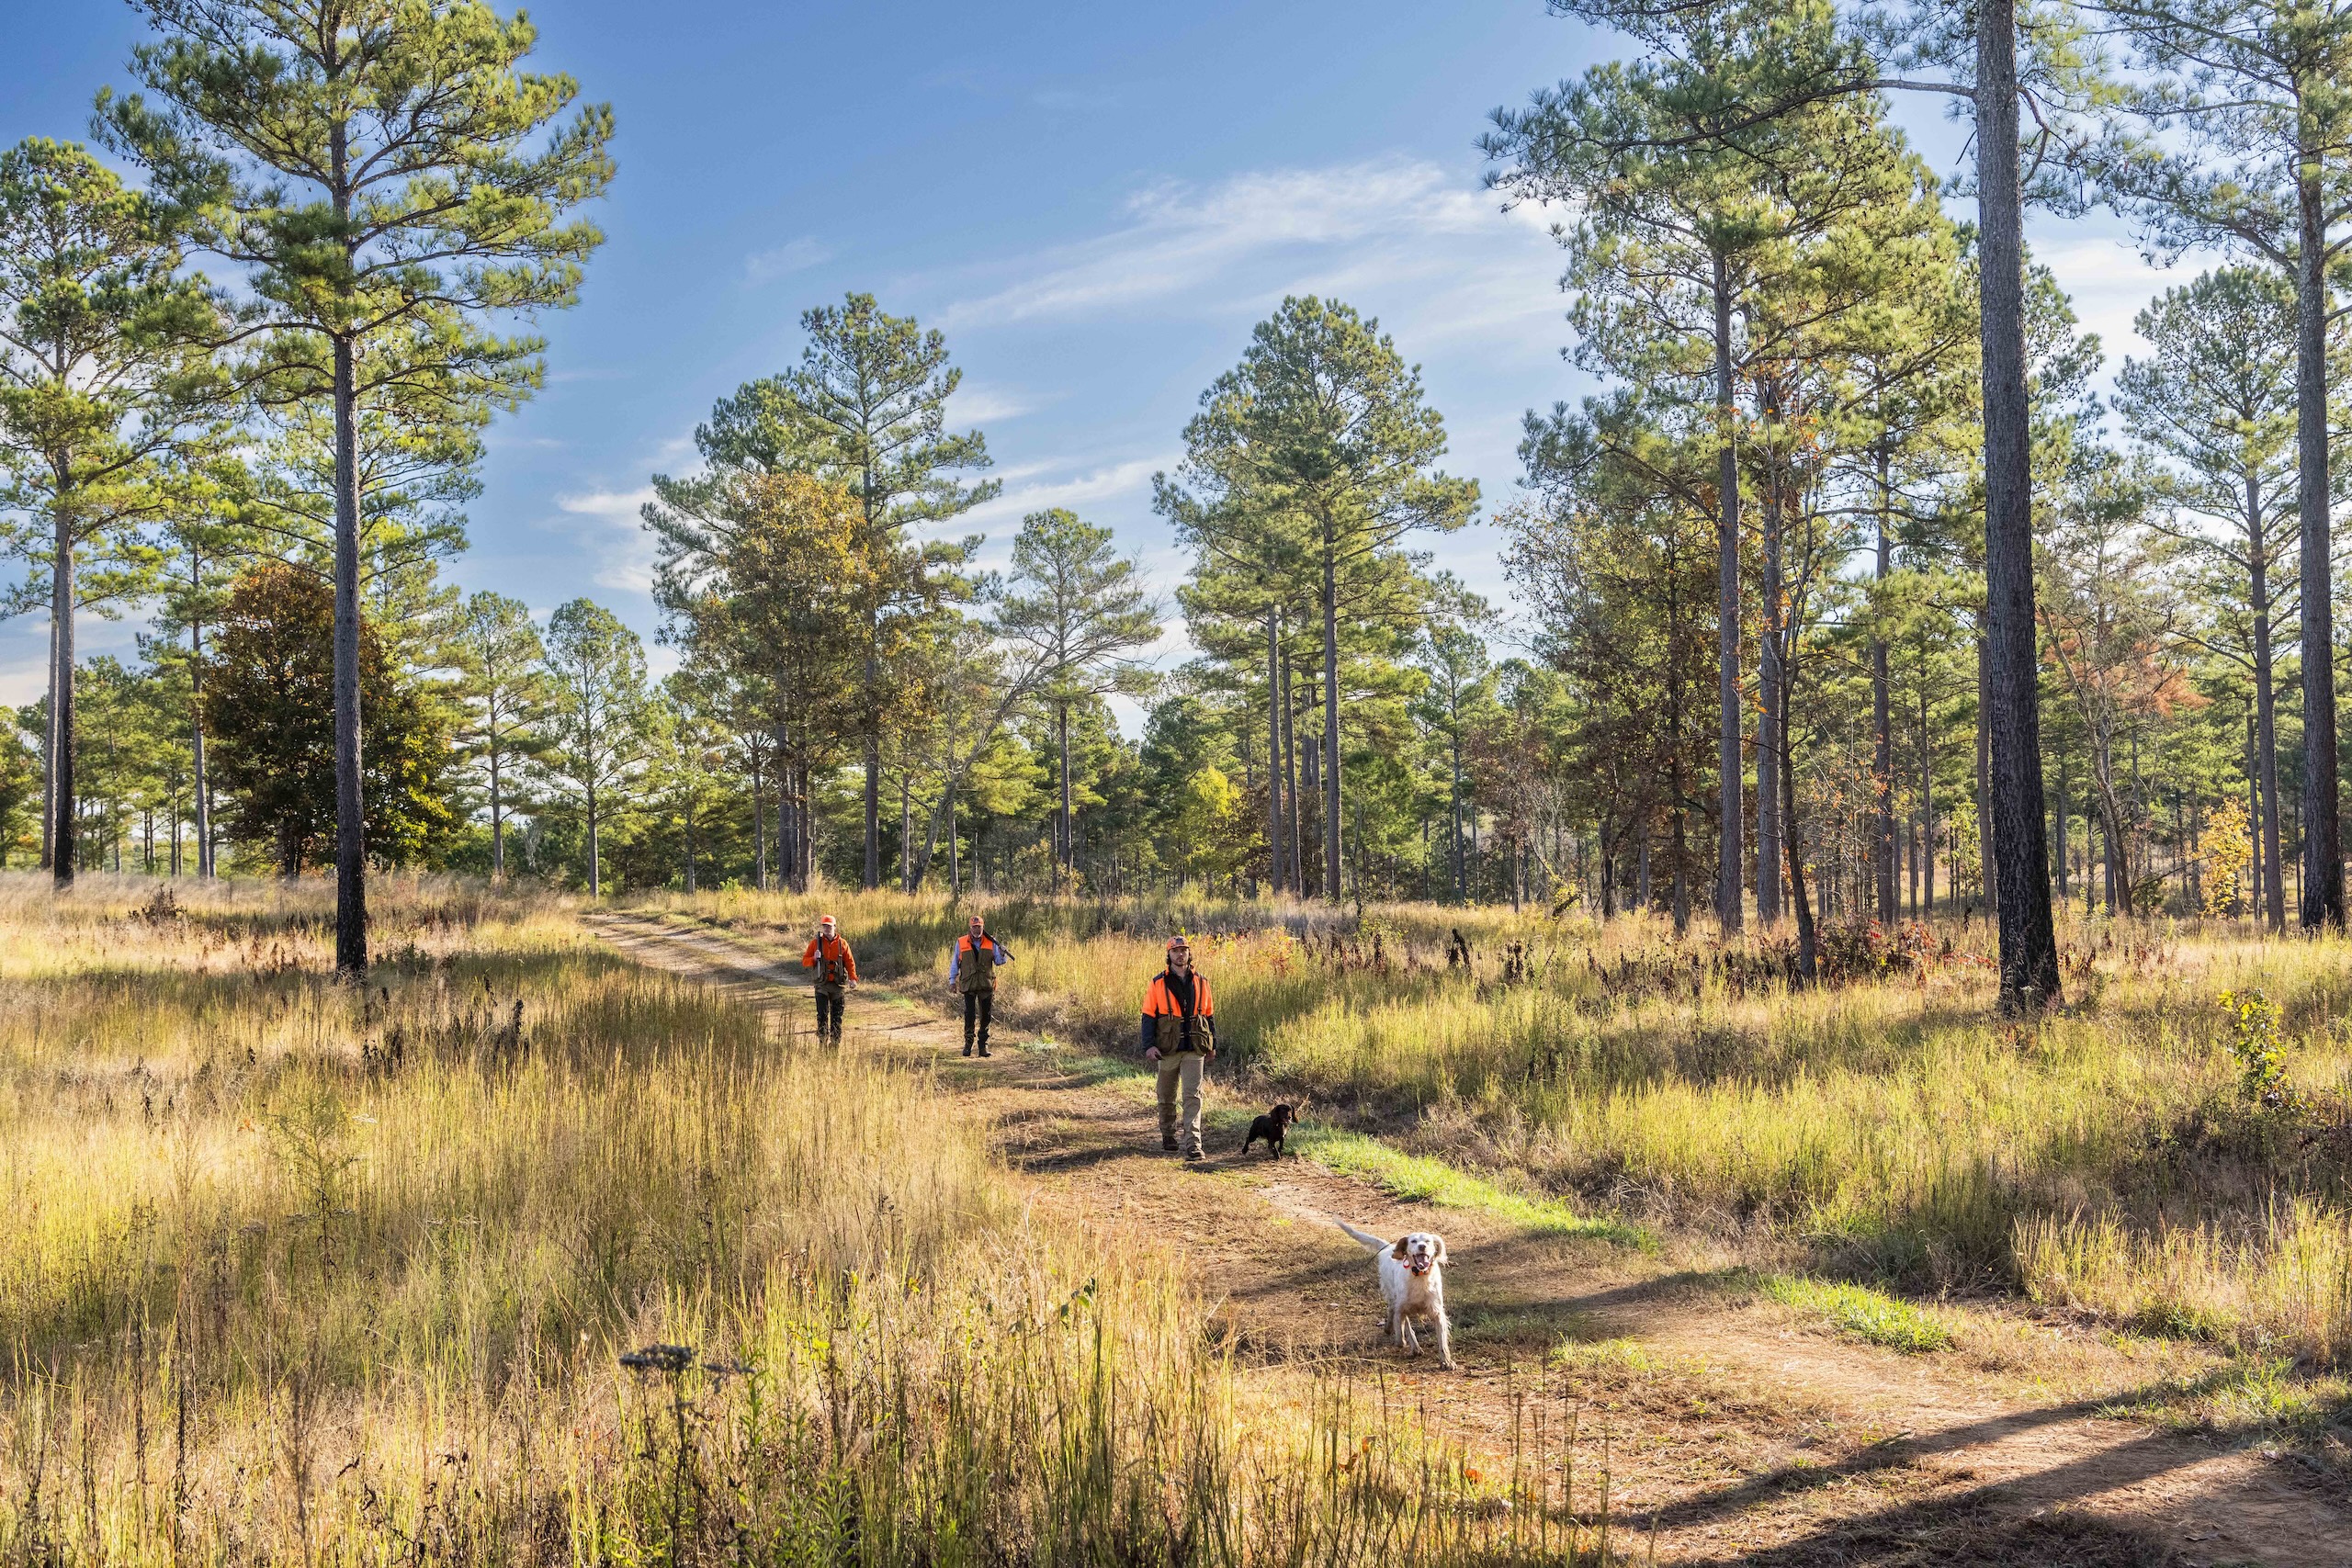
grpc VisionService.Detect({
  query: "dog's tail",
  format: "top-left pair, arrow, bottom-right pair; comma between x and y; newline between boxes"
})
1337,1220 -> 1391,1254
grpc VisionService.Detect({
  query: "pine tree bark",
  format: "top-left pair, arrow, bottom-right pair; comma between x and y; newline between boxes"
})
1872,447 -> 1896,924
586,782 -> 601,897
50,485 -> 75,889
1282,647 -> 1302,892
1975,637 -> 1995,908
2297,155 -> 2344,928
331,326 -> 368,969
2249,485 -> 2287,931
751,748 -> 766,891
1976,0 -> 2063,1007
40,608 -> 55,874
1057,698 -> 1073,879
1756,392 -> 1783,924
489,744 -> 505,880
1713,250 -> 1744,931
1265,609 -> 1285,896
1320,530 -> 1343,905
1782,687 -> 1817,982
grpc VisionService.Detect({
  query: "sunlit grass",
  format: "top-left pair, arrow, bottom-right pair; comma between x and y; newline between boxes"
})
1293,1127 -> 1648,1248
0,873 -> 1639,1564
1757,1274 -> 1957,1353
640,887 -> 2352,1369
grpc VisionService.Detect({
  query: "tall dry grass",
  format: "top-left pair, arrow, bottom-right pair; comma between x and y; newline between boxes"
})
0,874 -> 1635,1565
639,886 -> 2352,1363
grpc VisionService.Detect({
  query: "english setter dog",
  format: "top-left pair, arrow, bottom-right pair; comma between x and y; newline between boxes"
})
1338,1221 -> 1454,1370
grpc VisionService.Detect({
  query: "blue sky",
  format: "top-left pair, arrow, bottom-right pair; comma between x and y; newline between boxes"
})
5,1 -> 2188,720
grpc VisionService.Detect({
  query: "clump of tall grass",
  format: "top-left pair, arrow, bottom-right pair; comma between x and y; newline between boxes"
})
2017,1199 -> 2352,1360
673,893 -> 2352,1350
0,874 -> 1635,1564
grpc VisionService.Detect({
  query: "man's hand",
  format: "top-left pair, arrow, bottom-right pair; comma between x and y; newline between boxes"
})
1204,1046 -> 1216,1061
1144,1046 -> 1160,1064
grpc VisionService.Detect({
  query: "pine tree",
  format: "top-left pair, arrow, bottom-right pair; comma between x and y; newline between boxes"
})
997,509 -> 1159,883
2099,0 -> 2352,929
1170,298 -> 1476,904
2115,267 -> 2306,929
536,600 -> 650,898
107,0 -> 613,968
454,592 -> 551,881
0,137 -> 228,888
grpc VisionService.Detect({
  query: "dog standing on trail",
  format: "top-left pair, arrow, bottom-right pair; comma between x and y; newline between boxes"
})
1337,1222 -> 1454,1370
1242,1103 -> 1294,1156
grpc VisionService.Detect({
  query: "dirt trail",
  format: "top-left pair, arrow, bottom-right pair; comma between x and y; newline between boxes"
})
591,911 -> 2347,1566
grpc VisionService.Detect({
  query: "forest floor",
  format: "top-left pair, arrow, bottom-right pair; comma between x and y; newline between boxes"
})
593,908 -> 2352,1567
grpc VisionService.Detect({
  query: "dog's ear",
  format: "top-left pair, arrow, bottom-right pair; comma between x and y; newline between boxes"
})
1391,1238 -> 1409,1261
1432,1235 -> 1448,1264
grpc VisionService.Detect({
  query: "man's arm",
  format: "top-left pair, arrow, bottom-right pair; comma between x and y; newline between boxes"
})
948,947 -> 962,984
801,940 -> 818,970
1139,1012 -> 1158,1056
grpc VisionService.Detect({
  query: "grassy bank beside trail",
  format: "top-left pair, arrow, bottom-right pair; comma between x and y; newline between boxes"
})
0,874 -> 1645,1566
633,887 -> 2352,1369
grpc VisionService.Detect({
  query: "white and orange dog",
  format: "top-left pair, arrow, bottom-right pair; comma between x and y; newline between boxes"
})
1338,1222 -> 1454,1370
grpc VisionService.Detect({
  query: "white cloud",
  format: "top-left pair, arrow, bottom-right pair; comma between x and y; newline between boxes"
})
938,157 -> 1516,329
549,484 -> 658,593
954,455 -> 1171,536
745,237 -> 832,283
954,381 -> 1051,423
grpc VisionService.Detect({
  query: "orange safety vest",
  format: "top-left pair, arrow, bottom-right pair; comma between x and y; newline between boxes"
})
1143,969 -> 1215,1052
802,934 -> 856,987
956,932 -> 1002,994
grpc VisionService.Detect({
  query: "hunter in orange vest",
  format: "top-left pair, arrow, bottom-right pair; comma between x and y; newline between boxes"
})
948,914 -> 1012,1057
1142,935 -> 1215,1159
801,915 -> 858,1043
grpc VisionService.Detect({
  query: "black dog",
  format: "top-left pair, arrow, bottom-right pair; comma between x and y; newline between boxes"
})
1242,1103 -> 1295,1156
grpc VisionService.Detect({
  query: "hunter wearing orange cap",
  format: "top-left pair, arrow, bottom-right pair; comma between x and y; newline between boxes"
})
801,915 -> 858,1044
948,913 -> 1012,1057
1141,935 -> 1215,1160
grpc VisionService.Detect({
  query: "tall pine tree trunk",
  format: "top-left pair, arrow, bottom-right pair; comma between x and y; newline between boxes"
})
1756,392 -> 1782,924
1057,698 -> 1073,879
2297,158 -> 2343,928
1713,250 -> 1744,931
1282,646 -> 1302,892
2250,490 -> 2287,931
1782,684 -> 1817,982
1302,726 -> 1321,897
1920,670 -> 1936,914
1320,534 -> 1343,905
1976,0 -> 2063,1007
330,115 -> 368,974
190,576 -> 213,877
1872,447 -> 1896,924
332,328 -> 368,969
491,746 -> 505,880
1265,609 -> 1285,896
752,745 -> 767,891
50,486 -> 74,889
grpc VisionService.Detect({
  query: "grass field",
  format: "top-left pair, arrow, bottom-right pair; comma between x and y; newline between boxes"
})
0,874 -> 1668,1566
646,886 -> 2352,1373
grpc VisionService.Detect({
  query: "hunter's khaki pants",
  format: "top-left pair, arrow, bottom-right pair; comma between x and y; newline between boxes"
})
1156,1052 -> 1205,1152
